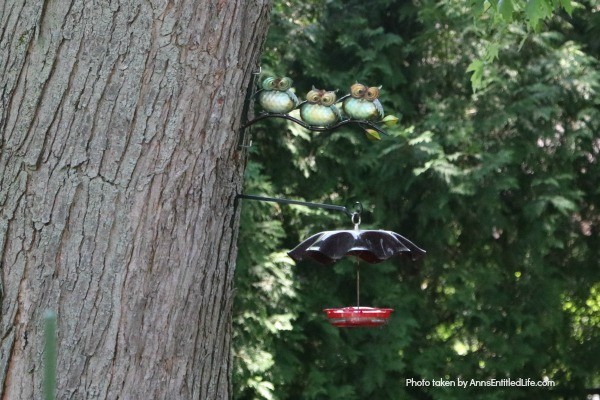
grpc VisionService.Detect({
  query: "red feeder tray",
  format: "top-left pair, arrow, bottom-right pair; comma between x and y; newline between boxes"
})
323,306 -> 393,328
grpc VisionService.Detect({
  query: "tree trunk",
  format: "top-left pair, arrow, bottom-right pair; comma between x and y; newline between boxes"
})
0,0 -> 270,398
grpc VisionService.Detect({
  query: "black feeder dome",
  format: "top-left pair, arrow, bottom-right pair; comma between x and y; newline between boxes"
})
288,229 -> 426,265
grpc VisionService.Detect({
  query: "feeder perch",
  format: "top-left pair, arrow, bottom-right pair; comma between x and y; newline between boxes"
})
323,306 -> 394,328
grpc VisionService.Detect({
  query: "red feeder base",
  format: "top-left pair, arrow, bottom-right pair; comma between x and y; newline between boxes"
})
323,306 -> 393,328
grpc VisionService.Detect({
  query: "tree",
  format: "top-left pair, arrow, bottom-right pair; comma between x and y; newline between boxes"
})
0,0 -> 270,398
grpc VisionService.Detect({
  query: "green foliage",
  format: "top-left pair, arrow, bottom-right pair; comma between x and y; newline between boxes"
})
233,0 -> 600,399
484,0 -> 574,28
465,0 -> 577,91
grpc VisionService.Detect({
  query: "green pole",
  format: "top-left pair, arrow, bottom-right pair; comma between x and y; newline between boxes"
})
43,310 -> 57,400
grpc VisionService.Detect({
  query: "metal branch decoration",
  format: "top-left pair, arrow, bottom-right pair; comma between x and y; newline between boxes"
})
243,76 -> 400,140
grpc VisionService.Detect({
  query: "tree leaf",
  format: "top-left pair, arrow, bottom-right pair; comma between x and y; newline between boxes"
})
525,0 -> 553,30
467,59 -> 484,91
485,42 -> 500,61
498,0 -> 513,21
559,0 -> 573,15
546,195 -> 577,215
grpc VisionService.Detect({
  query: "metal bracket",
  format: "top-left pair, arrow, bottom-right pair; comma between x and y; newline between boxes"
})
237,67 -> 262,149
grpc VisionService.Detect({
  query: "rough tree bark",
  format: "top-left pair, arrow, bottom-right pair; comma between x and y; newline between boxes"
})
0,0 -> 270,398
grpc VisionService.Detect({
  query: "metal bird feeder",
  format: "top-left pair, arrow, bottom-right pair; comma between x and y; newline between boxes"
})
287,205 -> 426,328
237,195 -> 426,328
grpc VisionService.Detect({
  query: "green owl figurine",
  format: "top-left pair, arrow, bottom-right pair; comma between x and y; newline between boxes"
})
342,83 -> 384,121
257,77 -> 299,113
299,88 -> 341,127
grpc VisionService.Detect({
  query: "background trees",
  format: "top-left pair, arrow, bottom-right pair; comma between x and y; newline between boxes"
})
233,0 -> 599,399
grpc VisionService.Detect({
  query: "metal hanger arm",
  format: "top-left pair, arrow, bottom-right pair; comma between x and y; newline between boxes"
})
237,194 -> 361,218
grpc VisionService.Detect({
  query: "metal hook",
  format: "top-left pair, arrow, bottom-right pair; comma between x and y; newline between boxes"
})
351,212 -> 361,230
350,202 -> 362,230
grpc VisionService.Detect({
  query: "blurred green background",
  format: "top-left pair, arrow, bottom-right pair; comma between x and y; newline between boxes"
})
233,0 -> 600,398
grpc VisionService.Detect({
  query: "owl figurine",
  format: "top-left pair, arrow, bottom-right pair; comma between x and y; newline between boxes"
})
257,77 -> 299,113
299,88 -> 341,127
342,83 -> 384,121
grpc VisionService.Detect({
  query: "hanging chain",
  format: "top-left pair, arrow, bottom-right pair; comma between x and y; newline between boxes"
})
351,202 -> 363,307
356,262 -> 360,308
